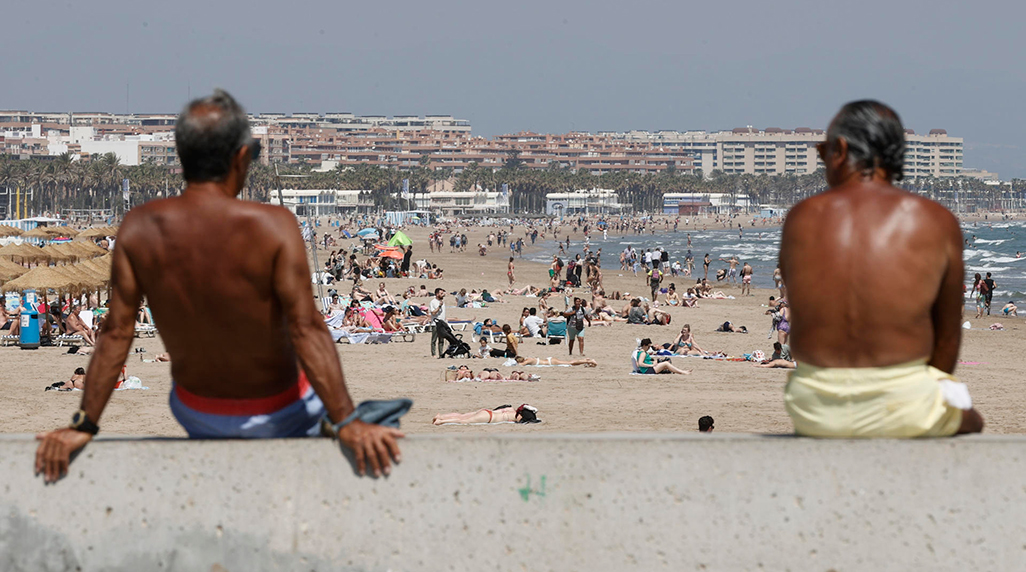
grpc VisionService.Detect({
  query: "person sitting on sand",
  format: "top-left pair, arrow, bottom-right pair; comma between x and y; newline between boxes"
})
633,339 -> 692,375
432,404 -> 539,425
515,355 -> 598,367
755,342 -> 796,369
683,288 -> 699,308
780,100 -> 983,437
417,285 -> 430,297
381,307 -> 402,332
489,324 -> 519,358
664,284 -> 682,306
68,367 -> 87,390
627,299 -> 648,324
1002,301 -> 1018,317
667,324 -> 707,356
715,321 -> 748,333
474,337 -> 491,359
698,416 -> 714,433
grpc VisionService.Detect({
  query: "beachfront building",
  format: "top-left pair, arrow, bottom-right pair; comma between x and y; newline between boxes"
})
612,127 -> 964,179
267,189 -> 375,216
545,189 -> 626,216
661,193 -> 756,215
413,190 -> 508,217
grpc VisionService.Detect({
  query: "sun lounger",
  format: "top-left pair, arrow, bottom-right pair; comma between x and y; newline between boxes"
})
1,335 -> 19,347
54,334 -> 84,347
135,324 -> 157,338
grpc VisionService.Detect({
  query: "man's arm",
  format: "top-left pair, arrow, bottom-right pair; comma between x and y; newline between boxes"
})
928,211 -> 965,374
271,212 -> 402,476
35,218 -> 143,483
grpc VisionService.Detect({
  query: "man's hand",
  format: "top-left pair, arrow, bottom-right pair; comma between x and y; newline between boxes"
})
337,419 -> 404,477
35,428 -> 92,483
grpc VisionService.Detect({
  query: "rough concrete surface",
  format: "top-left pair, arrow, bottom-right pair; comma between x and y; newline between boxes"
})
1,433 -> 1024,571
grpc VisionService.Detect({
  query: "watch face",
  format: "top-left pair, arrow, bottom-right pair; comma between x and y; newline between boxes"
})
71,411 -> 84,427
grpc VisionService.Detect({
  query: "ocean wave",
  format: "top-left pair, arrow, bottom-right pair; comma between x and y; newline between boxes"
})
974,239 -> 1007,245
980,256 -> 1025,263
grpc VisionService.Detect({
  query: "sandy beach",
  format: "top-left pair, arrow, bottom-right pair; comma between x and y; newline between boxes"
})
2,223 -> 1024,437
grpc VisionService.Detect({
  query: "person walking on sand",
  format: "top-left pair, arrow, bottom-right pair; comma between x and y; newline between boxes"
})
35,90 -> 402,483
563,297 -> 591,356
780,100 -> 983,438
740,262 -> 753,297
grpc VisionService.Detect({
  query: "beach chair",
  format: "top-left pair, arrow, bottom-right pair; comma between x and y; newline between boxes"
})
546,318 -> 567,345
54,334 -> 84,347
630,353 -> 641,373
1,335 -> 19,347
135,324 -> 157,338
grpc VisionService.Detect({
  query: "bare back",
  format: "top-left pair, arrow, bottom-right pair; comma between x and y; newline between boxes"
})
118,191 -> 306,398
779,181 -> 964,370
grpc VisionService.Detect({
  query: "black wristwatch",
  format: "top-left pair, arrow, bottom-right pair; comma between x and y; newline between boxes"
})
70,410 -> 100,435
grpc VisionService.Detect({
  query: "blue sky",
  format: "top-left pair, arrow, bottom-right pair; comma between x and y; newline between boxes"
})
4,0 -> 1023,176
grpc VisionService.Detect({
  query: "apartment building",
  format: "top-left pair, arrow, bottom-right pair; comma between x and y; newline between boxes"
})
545,189 -> 625,215
266,189 -> 375,216
614,127 -> 963,178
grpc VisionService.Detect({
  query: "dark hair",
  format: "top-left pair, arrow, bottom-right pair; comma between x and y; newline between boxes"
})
698,416 -> 714,432
74,367 -> 86,375
640,338 -> 652,347
434,288 -> 444,296
773,342 -> 782,351
516,404 -> 540,423
175,89 -> 252,183
827,100 -> 905,181
529,307 -> 537,316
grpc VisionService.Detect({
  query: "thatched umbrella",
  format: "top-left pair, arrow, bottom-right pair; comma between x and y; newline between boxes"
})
76,227 -> 111,239
0,225 -> 23,237
0,266 -> 82,293
65,241 -> 107,259
0,264 -> 28,282
59,264 -> 103,290
22,226 -> 59,239
78,257 -> 111,283
0,242 -> 49,264
40,244 -> 76,263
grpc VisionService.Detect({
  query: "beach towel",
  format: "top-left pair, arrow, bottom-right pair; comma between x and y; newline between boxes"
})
785,358 -> 968,438
340,332 -> 393,345
332,398 -> 412,430
447,376 -> 539,383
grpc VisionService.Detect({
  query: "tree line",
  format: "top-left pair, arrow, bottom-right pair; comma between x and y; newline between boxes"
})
1,153 -> 1022,217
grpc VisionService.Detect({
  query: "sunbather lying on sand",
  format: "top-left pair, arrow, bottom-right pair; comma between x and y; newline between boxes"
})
444,365 -> 538,381
515,355 -> 598,367
432,404 -> 540,425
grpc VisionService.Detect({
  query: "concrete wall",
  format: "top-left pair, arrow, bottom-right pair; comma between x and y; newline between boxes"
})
1,433 -> 1024,571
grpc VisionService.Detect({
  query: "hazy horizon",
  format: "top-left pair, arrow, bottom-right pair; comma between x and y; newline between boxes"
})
3,0 -> 1023,176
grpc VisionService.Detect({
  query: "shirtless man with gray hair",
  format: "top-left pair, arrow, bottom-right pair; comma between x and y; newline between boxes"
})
780,100 -> 983,437
36,90 -> 402,482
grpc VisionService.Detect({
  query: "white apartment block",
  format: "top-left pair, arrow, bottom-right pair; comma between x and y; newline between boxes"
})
612,127 -> 963,179
545,189 -> 625,216
267,189 -> 375,216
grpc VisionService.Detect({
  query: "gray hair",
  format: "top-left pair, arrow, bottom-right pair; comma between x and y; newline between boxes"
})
175,89 -> 251,183
826,100 -> 906,182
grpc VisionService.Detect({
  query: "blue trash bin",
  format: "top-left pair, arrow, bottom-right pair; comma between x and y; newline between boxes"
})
19,289 -> 40,350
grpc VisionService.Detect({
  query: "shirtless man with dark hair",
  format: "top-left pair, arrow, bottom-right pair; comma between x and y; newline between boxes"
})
36,90 -> 402,482
781,100 -> 983,438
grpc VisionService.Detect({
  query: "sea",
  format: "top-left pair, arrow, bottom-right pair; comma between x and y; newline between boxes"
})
526,220 -> 1026,305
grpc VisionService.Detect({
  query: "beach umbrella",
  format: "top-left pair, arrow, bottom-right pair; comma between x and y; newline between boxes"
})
357,228 -> 378,237
1,266 -> 82,293
22,227 -> 57,239
66,241 -> 107,259
386,231 -> 413,247
0,262 -> 28,282
376,250 -> 404,260
0,225 -> 22,237
77,227 -> 111,239
40,244 -> 76,263
0,242 -> 49,263
58,264 -> 103,289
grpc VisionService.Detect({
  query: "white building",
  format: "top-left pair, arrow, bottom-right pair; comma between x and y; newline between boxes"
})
267,189 -> 374,216
545,189 -> 625,216
612,127 -> 964,179
412,191 -> 507,216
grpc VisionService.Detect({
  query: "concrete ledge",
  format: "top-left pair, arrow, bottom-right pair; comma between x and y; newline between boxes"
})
2,433 -> 1024,571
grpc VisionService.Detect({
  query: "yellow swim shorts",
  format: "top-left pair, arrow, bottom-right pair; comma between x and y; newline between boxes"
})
784,359 -> 966,438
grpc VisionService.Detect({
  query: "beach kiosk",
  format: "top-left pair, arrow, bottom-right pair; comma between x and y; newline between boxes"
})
19,289 -> 40,349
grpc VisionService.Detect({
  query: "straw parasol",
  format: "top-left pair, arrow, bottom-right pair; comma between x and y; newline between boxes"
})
22,226 -> 69,239
0,242 -> 50,263
40,244 -> 76,263
0,263 -> 28,282
65,241 -> 107,259
77,227 -> 111,239
0,266 -> 82,293
58,264 -> 103,290
0,225 -> 23,237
